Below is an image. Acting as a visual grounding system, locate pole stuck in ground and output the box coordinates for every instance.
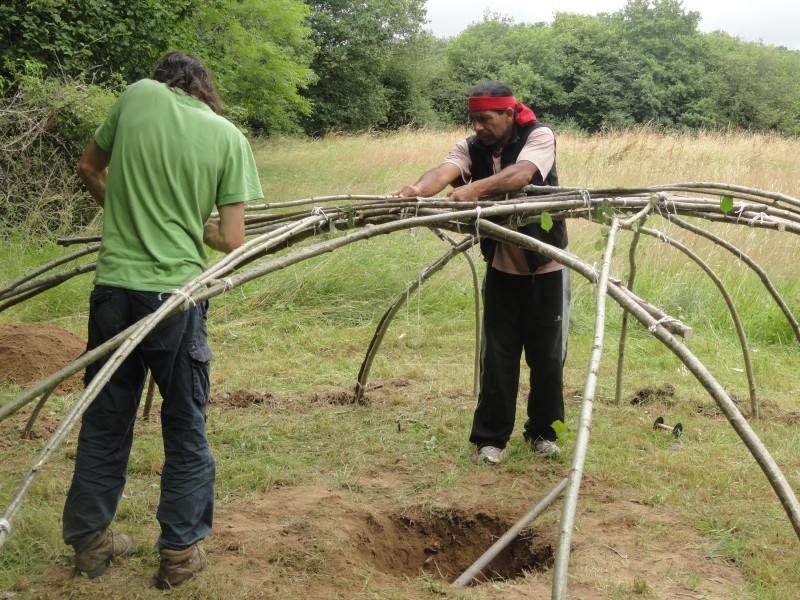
[451,477,569,588]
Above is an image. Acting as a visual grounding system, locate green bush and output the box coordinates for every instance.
[0,62,120,235]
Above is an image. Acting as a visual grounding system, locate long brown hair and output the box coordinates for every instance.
[152,52,222,115]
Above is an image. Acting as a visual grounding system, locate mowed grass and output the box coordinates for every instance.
[1,127,800,598]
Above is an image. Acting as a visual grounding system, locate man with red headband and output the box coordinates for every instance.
[391,80,569,465]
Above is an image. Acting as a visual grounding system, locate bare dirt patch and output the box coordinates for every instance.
[203,479,745,599]
[1,463,749,599]
[212,389,276,408]
[210,378,414,411]
[210,484,555,595]
[695,393,800,424]
[629,382,676,405]
[0,323,85,394]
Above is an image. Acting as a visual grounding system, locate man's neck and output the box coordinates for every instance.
[493,129,514,154]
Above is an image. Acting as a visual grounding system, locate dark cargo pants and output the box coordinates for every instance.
[63,285,215,552]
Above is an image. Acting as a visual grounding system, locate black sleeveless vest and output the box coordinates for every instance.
[467,120,567,271]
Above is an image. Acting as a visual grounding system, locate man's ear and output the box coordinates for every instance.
[504,107,515,121]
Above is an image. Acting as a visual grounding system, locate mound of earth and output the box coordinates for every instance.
[0,323,85,394]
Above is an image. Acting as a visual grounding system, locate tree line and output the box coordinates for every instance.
[2,0,800,136]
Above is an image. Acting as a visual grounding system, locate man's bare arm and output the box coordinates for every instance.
[77,140,111,208]
[389,163,462,198]
[448,160,537,202]
[203,202,246,253]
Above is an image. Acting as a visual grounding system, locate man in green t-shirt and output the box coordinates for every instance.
[62,52,263,588]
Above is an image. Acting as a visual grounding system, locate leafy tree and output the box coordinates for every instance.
[302,0,428,134]
[0,0,197,83]
[442,14,564,125]
[193,0,316,132]
[548,12,634,130]
[437,2,736,132]
[611,0,709,128]
[0,0,317,133]
[704,32,800,135]
[381,33,447,128]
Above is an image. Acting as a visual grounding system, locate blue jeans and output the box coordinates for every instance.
[63,285,215,552]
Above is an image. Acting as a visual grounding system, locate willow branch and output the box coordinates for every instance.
[611,282,693,339]
[669,215,800,343]
[635,225,759,420]
[553,217,619,600]
[21,387,55,439]
[452,477,569,588]
[615,228,641,406]
[142,375,157,420]
[606,197,662,406]
[0,263,97,312]
[431,229,482,402]
[0,244,98,299]
[354,235,476,402]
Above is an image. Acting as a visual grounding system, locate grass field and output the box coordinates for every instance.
[1,128,799,599]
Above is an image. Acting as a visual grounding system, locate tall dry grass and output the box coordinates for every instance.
[561,128,800,194]
[255,127,800,200]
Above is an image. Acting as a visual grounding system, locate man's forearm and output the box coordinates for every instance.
[449,161,536,202]
[390,163,461,198]
[79,170,107,208]
[411,168,451,197]
[204,203,246,253]
[77,140,111,208]
[471,165,533,196]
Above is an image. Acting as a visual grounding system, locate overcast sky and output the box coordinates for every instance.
[424,0,800,50]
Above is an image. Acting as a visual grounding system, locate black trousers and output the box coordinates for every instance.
[469,267,570,449]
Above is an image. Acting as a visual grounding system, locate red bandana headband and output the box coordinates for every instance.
[467,95,537,126]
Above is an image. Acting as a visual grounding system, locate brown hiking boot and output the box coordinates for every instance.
[74,528,131,578]
[156,543,207,589]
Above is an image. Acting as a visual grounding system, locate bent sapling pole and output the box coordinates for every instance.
[630,224,759,420]
[553,216,620,600]
[474,218,800,599]
[0,244,98,301]
[615,226,642,406]
[355,233,477,403]
[669,215,800,343]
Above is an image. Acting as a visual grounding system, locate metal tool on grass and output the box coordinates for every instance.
[653,416,683,437]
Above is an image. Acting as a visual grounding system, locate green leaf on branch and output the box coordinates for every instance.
[720,195,734,214]
[345,204,354,229]
[593,199,614,222]
[541,211,553,232]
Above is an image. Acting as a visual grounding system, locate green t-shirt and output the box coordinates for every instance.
[94,78,263,291]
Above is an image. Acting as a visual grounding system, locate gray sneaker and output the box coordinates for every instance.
[74,528,131,578]
[476,445,507,465]
[156,543,207,589]
[532,438,561,456]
